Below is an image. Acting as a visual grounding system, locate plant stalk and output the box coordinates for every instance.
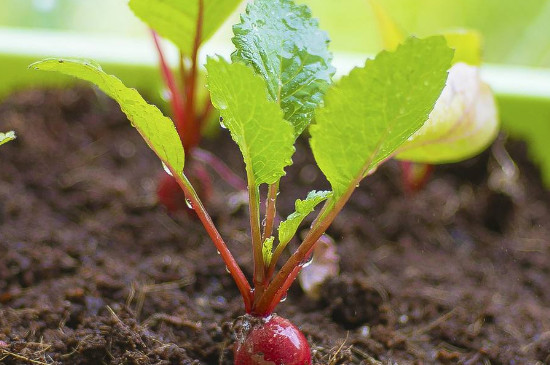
[192,148,246,191]
[248,177,266,300]
[182,0,204,152]
[261,181,279,242]
[170,168,253,312]
[254,187,354,315]
[151,31,186,142]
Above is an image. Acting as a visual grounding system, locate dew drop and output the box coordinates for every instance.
[220,119,227,129]
[225,266,231,274]
[280,293,288,303]
[162,162,173,176]
[185,198,193,209]
[299,255,313,268]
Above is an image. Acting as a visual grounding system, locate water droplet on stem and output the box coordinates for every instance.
[162,162,173,176]
[185,198,193,209]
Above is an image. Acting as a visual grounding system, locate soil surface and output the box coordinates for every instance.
[1,88,549,365]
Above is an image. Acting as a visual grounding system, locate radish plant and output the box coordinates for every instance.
[31,0,454,362]
[129,0,245,213]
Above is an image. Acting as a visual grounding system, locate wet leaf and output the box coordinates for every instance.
[206,57,295,186]
[310,36,453,197]
[232,0,335,137]
[278,190,331,246]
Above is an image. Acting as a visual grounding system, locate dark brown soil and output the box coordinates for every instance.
[1,88,549,365]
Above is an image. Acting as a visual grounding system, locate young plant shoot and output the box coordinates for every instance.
[129,0,245,213]
[30,0,454,363]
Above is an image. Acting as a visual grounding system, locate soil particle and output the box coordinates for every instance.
[1,88,550,364]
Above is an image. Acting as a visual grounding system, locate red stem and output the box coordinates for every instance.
[254,185,356,315]
[401,161,434,194]
[151,31,186,141]
[182,0,204,152]
[192,148,247,191]
[261,182,279,243]
[170,170,253,312]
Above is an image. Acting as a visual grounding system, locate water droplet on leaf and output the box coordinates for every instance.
[162,162,173,176]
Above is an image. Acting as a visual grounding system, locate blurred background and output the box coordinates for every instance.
[1,0,550,182]
[2,0,550,65]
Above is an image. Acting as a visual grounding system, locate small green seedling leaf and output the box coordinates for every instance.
[206,57,294,186]
[278,190,332,247]
[30,59,184,174]
[310,36,453,197]
[396,63,499,163]
[0,131,16,146]
[232,0,335,137]
[129,0,241,56]
[262,236,275,266]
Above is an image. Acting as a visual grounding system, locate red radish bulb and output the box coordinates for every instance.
[234,315,311,365]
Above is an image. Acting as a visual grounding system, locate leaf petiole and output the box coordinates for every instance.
[262,181,279,243]
[170,167,254,312]
[182,0,204,151]
[151,30,186,142]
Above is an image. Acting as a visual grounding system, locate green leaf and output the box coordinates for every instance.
[278,190,332,246]
[396,63,499,163]
[444,30,482,66]
[205,57,294,186]
[232,0,335,137]
[0,131,16,146]
[30,59,184,174]
[310,36,453,197]
[262,236,274,266]
[129,0,241,56]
